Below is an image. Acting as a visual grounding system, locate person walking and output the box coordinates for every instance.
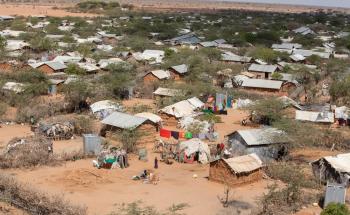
[154,157,158,169]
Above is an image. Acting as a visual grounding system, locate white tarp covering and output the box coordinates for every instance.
[160,97,204,118]
[323,153,350,173]
[90,100,123,119]
[179,138,211,164]
[90,100,122,113]
[135,112,162,124]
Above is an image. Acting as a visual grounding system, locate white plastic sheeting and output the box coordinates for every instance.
[179,138,211,164]
[160,97,204,118]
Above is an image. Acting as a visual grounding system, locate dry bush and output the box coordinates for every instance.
[265,162,320,189]
[0,174,87,215]
[16,99,66,123]
[72,116,95,135]
[0,136,87,169]
[0,136,57,169]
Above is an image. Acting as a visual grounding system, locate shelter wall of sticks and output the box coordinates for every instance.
[209,159,263,187]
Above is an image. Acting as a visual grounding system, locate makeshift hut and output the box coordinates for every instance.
[247,64,278,79]
[241,79,283,93]
[101,112,158,143]
[209,153,263,187]
[178,138,210,164]
[311,153,350,186]
[226,128,289,161]
[168,64,188,80]
[29,61,67,74]
[159,97,204,126]
[153,87,181,99]
[143,70,170,85]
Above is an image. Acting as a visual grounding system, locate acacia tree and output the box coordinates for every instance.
[62,80,92,112]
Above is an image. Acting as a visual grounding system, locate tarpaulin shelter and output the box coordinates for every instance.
[179,138,210,164]
[90,100,123,119]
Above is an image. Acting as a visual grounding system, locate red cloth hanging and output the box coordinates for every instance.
[184,153,195,164]
[160,128,171,138]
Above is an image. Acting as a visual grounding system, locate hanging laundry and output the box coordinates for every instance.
[179,132,185,139]
[185,132,193,139]
[171,131,179,139]
[198,133,206,140]
[160,128,171,138]
[227,96,233,108]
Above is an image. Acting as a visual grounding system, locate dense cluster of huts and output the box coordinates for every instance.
[0,12,349,209]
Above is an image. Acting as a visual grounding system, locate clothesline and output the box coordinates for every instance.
[160,128,193,140]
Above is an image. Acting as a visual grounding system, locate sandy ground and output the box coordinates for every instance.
[0,98,346,214]
[4,156,273,215]
[0,124,33,151]
[0,4,97,17]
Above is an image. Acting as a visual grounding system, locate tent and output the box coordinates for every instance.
[179,138,210,164]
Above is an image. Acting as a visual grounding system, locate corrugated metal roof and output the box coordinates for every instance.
[199,41,217,47]
[324,183,346,207]
[242,79,283,90]
[167,33,201,45]
[248,64,278,73]
[293,26,314,35]
[222,153,263,173]
[292,49,331,59]
[153,87,180,97]
[233,128,287,146]
[53,56,82,64]
[295,110,334,123]
[214,39,226,44]
[101,112,147,129]
[150,70,170,79]
[77,63,99,72]
[221,52,252,63]
[30,61,67,70]
[171,64,188,74]
[272,43,302,50]
[135,112,162,123]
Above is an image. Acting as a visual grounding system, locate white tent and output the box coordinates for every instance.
[179,138,210,164]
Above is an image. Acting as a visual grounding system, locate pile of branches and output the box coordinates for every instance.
[0,136,56,169]
[0,173,87,215]
[38,122,74,140]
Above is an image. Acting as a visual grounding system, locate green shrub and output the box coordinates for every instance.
[321,203,350,215]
